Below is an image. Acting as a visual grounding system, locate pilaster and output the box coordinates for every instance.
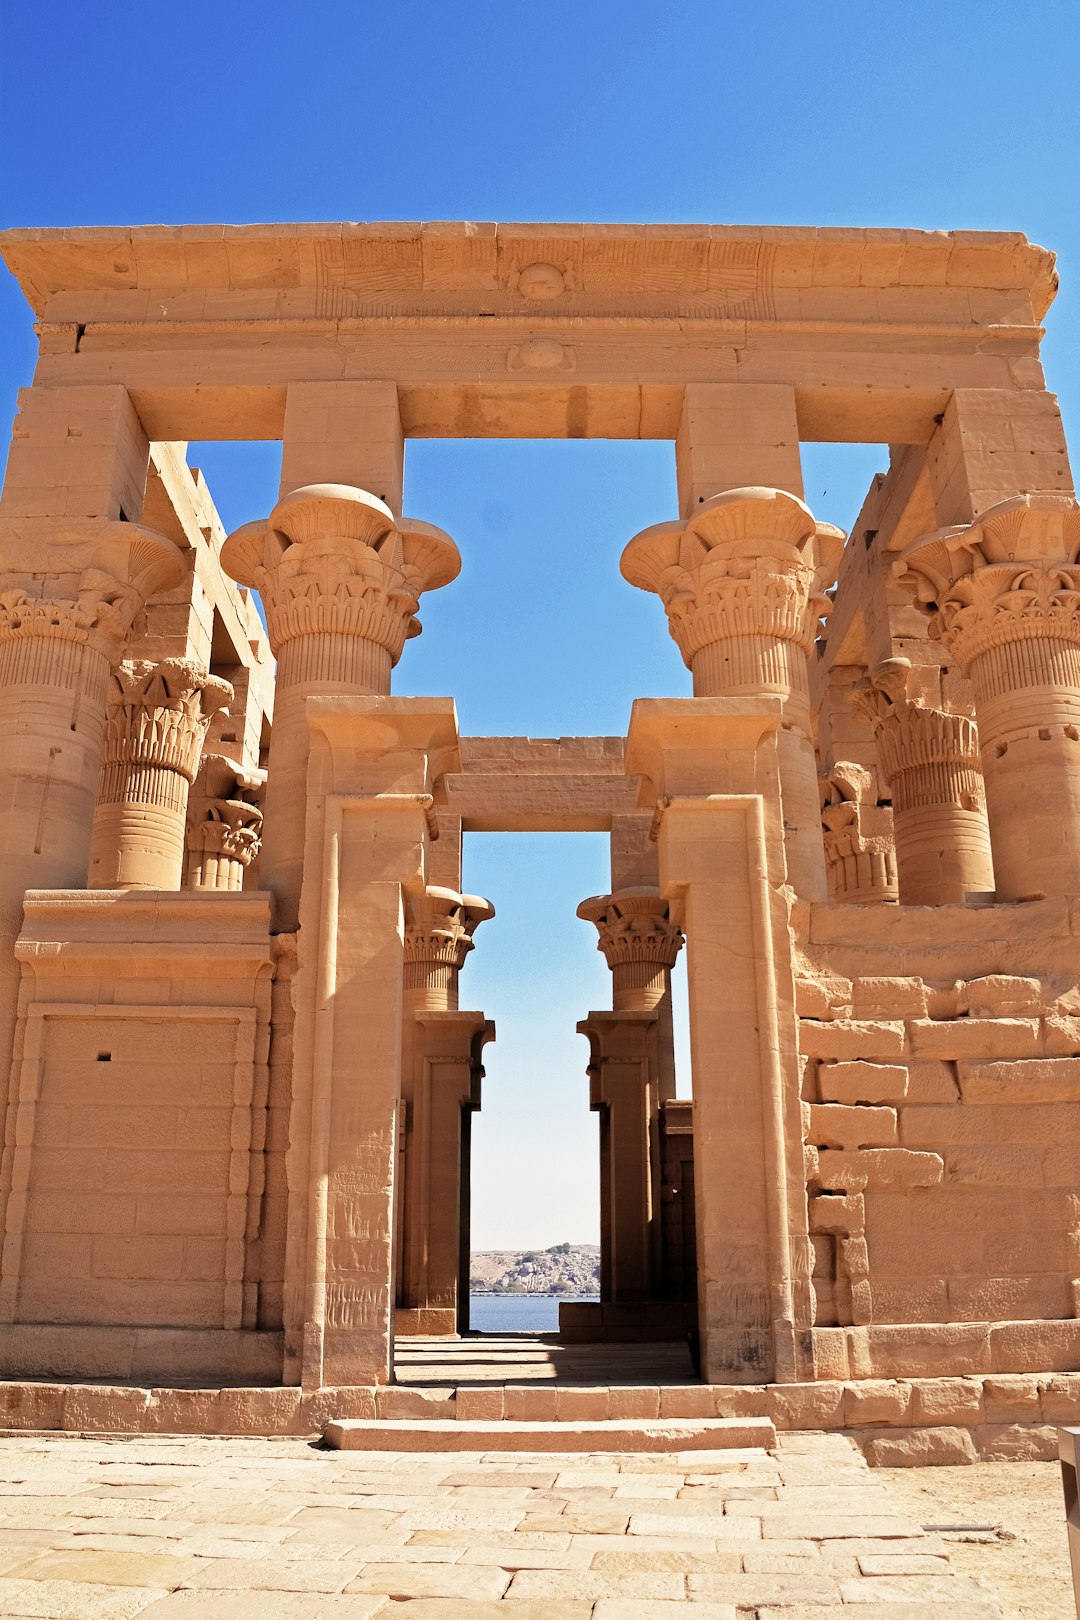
[625,698,813,1384]
[283,696,460,1388]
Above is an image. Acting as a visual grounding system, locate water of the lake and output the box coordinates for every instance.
[468,1295,598,1333]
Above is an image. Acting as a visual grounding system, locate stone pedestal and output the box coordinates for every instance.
[626,698,813,1385]
[221,484,459,929]
[186,754,265,892]
[896,495,1080,900]
[89,659,232,890]
[855,659,994,905]
[397,885,494,1336]
[622,488,844,900]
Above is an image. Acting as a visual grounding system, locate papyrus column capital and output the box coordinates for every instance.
[819,764,898,904]
[403,885,495,1011]
[577,888,684,1011]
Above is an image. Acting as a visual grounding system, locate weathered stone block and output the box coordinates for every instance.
[862,1425,978,1466]
[800,1020,907,1061]
[818,1060,908,1104]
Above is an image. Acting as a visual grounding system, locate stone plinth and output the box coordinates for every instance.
[895,494,1080,900]
[221,484,459,929]
[89,659,232,890]
[622,488,844,899]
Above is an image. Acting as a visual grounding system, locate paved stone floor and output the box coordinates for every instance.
[0,1428,1008,1616]
[395,1333,697,1386]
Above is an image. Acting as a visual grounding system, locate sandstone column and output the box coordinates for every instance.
[622,488,843,899]
[186,754,266,892]
[397,886,495,1334]
[854,658,995,905]
[0,526,186,889]
[88,659,232,890]
[221,485,460,929]
[577,890,683,1308]
[895,494,1080,900]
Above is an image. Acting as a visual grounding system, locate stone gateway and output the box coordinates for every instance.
[0,220,1078,1457]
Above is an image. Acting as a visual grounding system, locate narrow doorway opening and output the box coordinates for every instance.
[462,830,609,1335]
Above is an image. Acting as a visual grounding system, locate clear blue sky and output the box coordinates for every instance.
[1,0,1078,1248]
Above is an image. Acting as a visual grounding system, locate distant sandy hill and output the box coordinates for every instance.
[470,1243,600,1296]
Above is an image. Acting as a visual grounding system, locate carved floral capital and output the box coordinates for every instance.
[187,754,266,876]
[894,495,1080,670]
[0,523,186,668]
[854,659,984,810]
[576,889,684,975]
[221,484,460,666]
[621,487,845,670]
[101,659,233,794]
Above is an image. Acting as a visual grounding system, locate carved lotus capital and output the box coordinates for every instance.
[894,495,1080,670]
[403,885,496,974]
[187,754,266,867]
[221,484,460,665]
[102,659,234,787]
[0,521,186,666]
[854,658,982,794]
[576,888,684,974]
[621,487,844,668]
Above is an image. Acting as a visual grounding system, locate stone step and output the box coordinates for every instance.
[323,1415,776,1452]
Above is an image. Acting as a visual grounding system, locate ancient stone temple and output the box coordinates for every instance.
[0,220,1078,1455]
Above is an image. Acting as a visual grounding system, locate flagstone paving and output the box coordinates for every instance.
[0,1428,1007,1616]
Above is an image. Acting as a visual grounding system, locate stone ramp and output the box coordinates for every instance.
[0,1428,1008,1615]
[324,1416,775,1452]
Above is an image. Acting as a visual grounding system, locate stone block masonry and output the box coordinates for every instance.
[0,219,1078,1450]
